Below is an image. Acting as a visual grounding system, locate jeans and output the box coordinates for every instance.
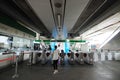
[53,60,58,70]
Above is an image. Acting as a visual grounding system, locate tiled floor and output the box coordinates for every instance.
[0,60,120,80]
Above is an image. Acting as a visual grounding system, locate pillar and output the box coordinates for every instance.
[36,33,40,40]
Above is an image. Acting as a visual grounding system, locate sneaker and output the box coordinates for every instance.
[53,70,58,74]
[53,71,57,74]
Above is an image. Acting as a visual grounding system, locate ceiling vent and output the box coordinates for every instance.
[54,3,62,8]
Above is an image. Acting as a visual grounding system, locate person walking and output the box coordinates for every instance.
[52,45,60,74]
[60,50,65,65]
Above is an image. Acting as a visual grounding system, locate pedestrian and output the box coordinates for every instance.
[60,50,65,65]
[52,45,60,74]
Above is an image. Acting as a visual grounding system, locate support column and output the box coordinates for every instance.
[36,33,40,40]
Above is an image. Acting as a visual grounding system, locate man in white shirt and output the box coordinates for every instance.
[52,45,60,74]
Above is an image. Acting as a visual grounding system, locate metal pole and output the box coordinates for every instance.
[12,56,19,78]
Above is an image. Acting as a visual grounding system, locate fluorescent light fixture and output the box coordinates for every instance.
[33,41,40,43]
[57,14,61,27]
[66,39,69,42]
[51,38,55,40]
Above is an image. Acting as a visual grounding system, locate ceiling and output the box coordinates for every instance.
[27,0,55,32]
[80,12,120,49]
[64,0,90,32]
[0,0,119,38]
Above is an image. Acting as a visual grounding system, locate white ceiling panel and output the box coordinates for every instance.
[27,0,55,32]
[64,0,90,32]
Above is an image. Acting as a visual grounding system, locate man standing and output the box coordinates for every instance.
[52,45,60,74]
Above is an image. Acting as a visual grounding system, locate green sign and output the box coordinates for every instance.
[34,40,86,43]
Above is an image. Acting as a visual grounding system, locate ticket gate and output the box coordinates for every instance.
[41,50,51,65]
[41,50,47,65]
[67,52,75,65]
[75,53,79,63]
[28,51,42,65]
[83,52,94,65]
[88,52,94,64]
[60,53,65,65]
[79,53,84,64]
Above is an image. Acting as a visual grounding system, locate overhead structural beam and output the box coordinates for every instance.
[0,12,36,37]
[75,0,108,33]
[0,0,40,33]
[0,0,51,38]
[13,0,50,34]
[50,0,66,29]
[50,0,66,39]
[78,0,120,35]
[86,21,120,37]
[70,0,118,36]
[99,24,120,49]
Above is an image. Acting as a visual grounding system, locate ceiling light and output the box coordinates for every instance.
[57,14,61,28]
